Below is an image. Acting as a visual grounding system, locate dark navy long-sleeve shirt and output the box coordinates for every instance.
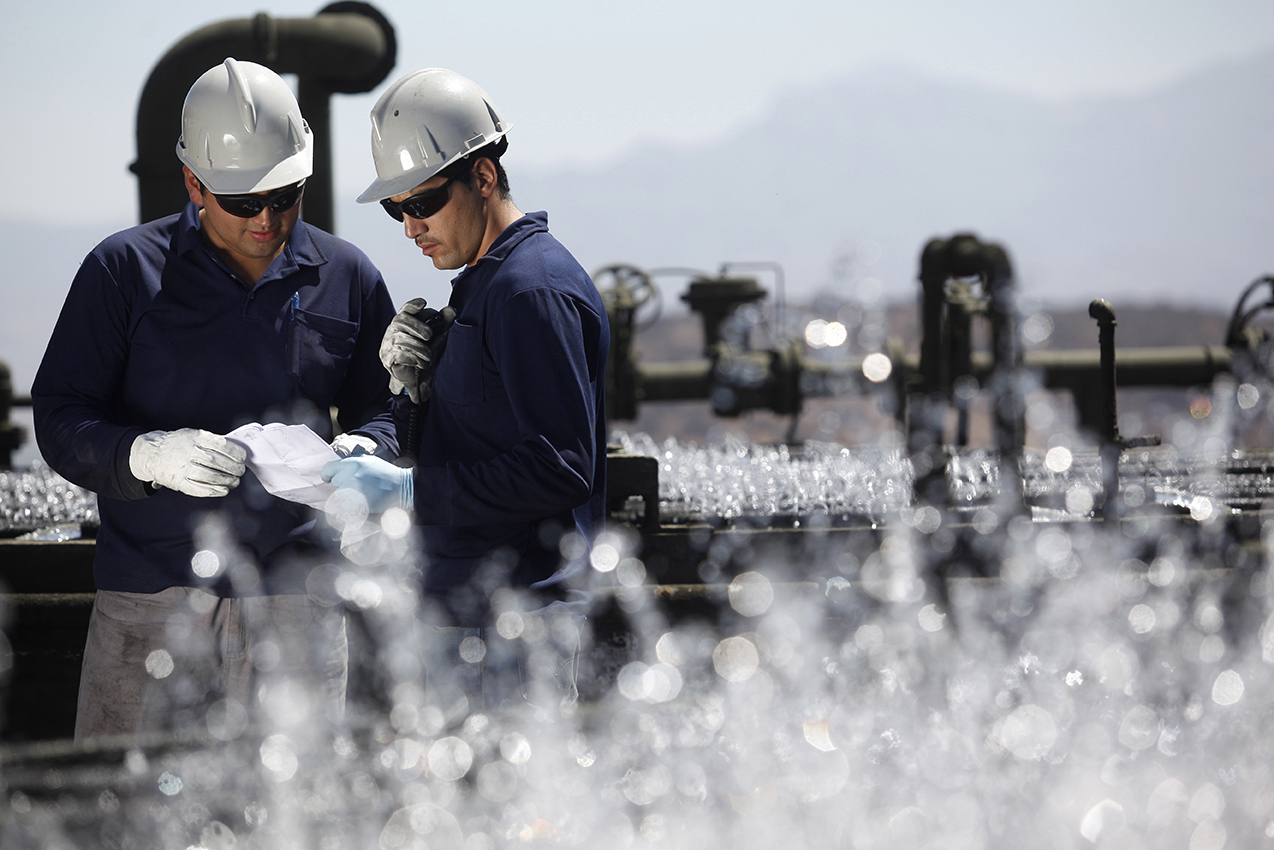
[32,203,398,595]
[401,211,608,624]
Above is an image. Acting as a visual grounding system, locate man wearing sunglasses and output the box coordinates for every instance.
[31,59,398,739]
[322,68,609,711]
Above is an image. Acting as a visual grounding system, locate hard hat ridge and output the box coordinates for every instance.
[226,58,258,132]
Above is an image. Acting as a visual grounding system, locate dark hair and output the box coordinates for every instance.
[447,136,511,199]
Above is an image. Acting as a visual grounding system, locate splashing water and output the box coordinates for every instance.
[611,430,913,525]
[0,438,1264,535]
[0,460,98,536]
[4,429,1274,848]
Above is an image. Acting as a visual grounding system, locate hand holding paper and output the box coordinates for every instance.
[226,423,340,508]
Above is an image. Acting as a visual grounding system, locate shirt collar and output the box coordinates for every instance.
[174,202,205,256]
[452,211,549,284]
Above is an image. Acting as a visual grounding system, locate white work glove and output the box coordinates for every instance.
[128,429,247,498]
[321,456,414,513]
[379,298,456,404]
[330,433,379,458]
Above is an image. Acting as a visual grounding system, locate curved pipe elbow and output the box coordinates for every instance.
[133,5,397,227]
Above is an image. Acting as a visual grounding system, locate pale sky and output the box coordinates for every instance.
[5,0,1274,228]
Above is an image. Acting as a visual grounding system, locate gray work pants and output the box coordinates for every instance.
[74,587,348,741]
[417,614,581,722]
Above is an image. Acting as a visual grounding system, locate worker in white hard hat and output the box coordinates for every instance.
[321,68,610,711]
[32,58,399,739]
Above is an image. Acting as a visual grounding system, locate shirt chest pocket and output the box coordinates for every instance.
[433,320,485,408]
[289,308,358,401]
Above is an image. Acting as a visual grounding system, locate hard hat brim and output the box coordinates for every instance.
[180,143,314,195]
[355,130,510,204]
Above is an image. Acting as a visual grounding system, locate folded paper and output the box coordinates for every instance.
[226,422,339,509]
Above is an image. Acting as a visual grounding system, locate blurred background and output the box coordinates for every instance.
[7,11,1274,834]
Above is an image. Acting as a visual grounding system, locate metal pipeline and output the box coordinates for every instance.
[1088,299,1119,443]
[131,2,397,232]
[597,247,1252,503]
[1088,299,1123,519]
[0,362,26,469]
[602,268,877,422]
[1027,345,1233,433]
[887,345,1233,427]
[902,234,1025,506]
[912,233,1022,457]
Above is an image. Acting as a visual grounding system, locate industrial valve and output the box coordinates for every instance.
[595,264,884,429]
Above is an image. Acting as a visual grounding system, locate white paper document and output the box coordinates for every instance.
[226,422,339,509]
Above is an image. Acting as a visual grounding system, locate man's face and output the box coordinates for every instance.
[389,169,485,270]
[184,168,301,272]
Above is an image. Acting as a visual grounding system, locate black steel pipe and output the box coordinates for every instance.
[625,356,873,408]
[131,3,396,232]
[897,345,1234,437]
[1087,299,1122,518]
[1088,299,1119,443]
[1026,345,1233,386]
[0,361,26,469]
[909,234,1023,508]
[917,234,1017,396]
[597,340,1233,437]
[909,346,1235,389]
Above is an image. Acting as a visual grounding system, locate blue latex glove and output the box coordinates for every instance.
[321,456,414,513]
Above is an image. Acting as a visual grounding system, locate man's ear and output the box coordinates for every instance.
[182,166,205,207]
[471,157,498,199]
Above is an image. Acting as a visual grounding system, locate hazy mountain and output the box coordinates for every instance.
[516,51,1274,310]
[4,51,1273,400]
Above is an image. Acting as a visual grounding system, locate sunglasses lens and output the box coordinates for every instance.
[401,190,449,220]
[380,198,405,222]
[381,177,455,222]
[219,197,263,217]
[270,184,303,213]
[214,183,304,218]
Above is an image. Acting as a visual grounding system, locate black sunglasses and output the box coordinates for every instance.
[380,174,460,222]
[212,181,306,218]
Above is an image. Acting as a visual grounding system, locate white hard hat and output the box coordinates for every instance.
[357,68,511,204]
[176,58,314,194]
